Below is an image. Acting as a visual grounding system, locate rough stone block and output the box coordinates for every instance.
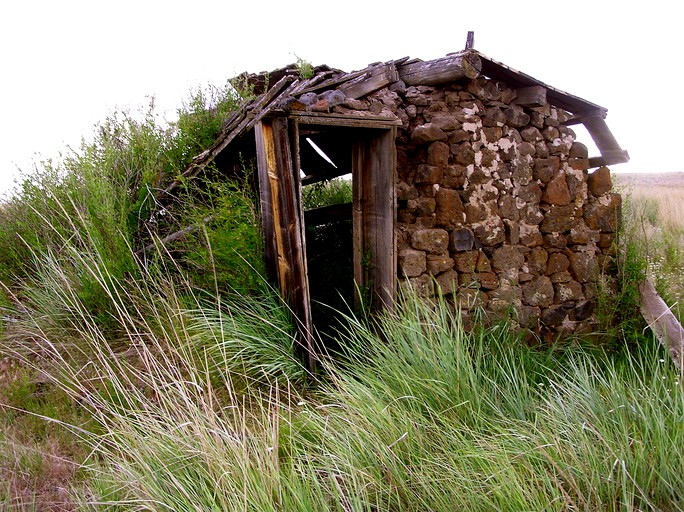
[435,269,459,295]
[415,164,443,184]
[399,249,427,277]
[546,253,570,274]
[522,276,555,307]
[555,280,584,302]
[411,123,447,143]
[492,245,525,271]
[454,251,479,273]
[427,253,454,275]
[450,228,476,252]
[411,229,449,254]
[540,205,576,233]
[587,166,612,197]
[427,141,450,166]
[542,173,571,205]
[435,188,465,228]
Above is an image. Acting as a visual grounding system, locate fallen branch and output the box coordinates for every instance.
[136,215,214,257]
[639,279,684,372]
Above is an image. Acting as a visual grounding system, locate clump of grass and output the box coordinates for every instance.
[9,273,683,510]
[618,183,684,323]
[302,178,352,210]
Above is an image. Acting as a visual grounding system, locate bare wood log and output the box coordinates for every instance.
[398,52,481,86]
[563,108,607,126]
[255,117,315,371]
[292,111,401,129]
[339,63,399,99]
[515,85,547,107]
[295,69,369,96]
[639,279,684,372]
[582,114,630,166]
[136,215,214,257]
[588,150,630,168]
[465,31,475,50]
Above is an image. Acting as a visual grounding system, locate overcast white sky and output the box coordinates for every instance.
[0,0,680,196]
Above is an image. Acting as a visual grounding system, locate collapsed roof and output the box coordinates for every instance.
[166,48,627,193]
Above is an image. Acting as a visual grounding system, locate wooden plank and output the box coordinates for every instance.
[294,69,369,96]
[588,150,631,168]
[583,114,626,153]
[398,52,481,86]
[292,111,402,128]
[515,85,547,107]
[582,114,630,167]
[339,63,399,99]
[352,127,397,311]
[639,279,684,372]
[255,117,315,371]
[563,108,607,126]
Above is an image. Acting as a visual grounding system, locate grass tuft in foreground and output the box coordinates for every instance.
[6,275,682,510]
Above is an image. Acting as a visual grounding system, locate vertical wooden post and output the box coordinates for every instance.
[352,127,397,312]
[255,117,315,372]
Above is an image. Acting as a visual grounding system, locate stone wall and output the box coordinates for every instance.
[377,78,618,338]
[318,74,620,339]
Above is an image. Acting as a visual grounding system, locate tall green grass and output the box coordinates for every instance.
[2,84,682,510]
[7,264,682,510]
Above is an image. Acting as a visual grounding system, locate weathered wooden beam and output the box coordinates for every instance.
[339,63,399,99]
[135,215,214,257]
[639,279,684,372]
[255,117,315,371]
[580,113,630,168]
[352,127,397,311]
[515,85,547,107]
[588,150,631,168]
[292,111,401,128]
[398,52,481,86]
[563,108,607,126]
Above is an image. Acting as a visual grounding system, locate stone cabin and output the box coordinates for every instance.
[172,47,628,367]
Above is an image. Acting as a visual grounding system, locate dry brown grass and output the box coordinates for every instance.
[616,172,684,232]
[0,358,87,511]
[616,172,684,320]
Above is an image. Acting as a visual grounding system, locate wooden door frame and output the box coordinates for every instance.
[255,113,398,370]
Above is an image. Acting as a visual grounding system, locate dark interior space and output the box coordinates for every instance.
[299,126,355,342]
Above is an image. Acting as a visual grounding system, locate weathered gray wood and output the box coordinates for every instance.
[294,69,369,96]
[588,150,631,168]
[515,85,547,107]
[563,108,607,126]
[581,113,630,167]
[398,52,481,86]
[352,127,397,311]
[255,117,315,370]
[639,279,684,372]
[339,63,399,99]
[581,114,626,155]
[292,111,402,128]
[465,31,475,50]
[136,215,214,257]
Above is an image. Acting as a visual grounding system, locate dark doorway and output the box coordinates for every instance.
[255,114,397,367]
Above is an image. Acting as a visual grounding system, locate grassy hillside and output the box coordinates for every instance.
[0,91,682,510]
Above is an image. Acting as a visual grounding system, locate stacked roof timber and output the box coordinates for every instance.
[164,48,627,196]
